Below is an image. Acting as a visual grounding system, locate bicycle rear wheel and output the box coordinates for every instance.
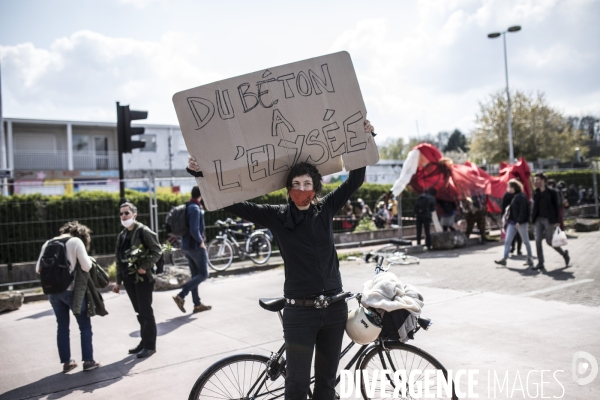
[247,233,272,265]
[207,238,234,271]
[358,342,456,399]
[189,354,286,400]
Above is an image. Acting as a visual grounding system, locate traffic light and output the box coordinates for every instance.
[117,102,148,153]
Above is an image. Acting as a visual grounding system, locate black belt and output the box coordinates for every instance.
[285,292,350,309]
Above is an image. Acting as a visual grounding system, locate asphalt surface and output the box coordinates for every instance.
[1,231,599,399]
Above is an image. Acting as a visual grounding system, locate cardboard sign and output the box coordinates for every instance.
[172,51,379,211]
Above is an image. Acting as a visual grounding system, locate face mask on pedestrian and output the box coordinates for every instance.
[119,209,136,228]
[289,189,315,207]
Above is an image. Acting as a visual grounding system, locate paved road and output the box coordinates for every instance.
[1,231,599,399]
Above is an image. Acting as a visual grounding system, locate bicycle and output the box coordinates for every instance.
[165,235,188,267]
[364,239,421,266]
[206,218,272,271]
[189,254,457,399]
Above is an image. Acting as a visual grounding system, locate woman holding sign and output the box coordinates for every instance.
[187,120,374,400]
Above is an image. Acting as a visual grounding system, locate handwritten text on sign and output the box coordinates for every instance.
[172,51,378,210]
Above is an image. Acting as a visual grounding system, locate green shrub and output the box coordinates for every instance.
[354,218,377,232]
[545,170,594,188]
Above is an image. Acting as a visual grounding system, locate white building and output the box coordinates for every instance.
[0,117,192,195]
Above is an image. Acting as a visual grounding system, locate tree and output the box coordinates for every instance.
[378,137,406,160]
[567,115,600,139]
[470,90,588,163]
[444,129,469,152]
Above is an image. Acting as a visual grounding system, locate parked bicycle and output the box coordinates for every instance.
[165,235,187,267]
[189,254,457,399]
[364,239,420,265]
[206,218,272,271]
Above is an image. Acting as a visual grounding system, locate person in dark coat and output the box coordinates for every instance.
[112,202,163,359]
[495,180,534,266]
[501,187,522,255]
[414,188,437,249]
[531,173,570,270]
[187,119,375,400]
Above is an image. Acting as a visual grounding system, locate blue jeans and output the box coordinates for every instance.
[178,247,209,307]
[503,222,533,260]
[48,290,93,363]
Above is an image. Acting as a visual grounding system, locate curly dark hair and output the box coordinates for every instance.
[59,221,92,251]
[285,162,323,204]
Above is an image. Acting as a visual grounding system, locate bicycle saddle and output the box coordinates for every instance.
[259,297,286,312]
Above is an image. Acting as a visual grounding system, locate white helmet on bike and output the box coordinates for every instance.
[346,306,382,345]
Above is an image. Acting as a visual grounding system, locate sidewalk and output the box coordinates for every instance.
[1,232,598,399]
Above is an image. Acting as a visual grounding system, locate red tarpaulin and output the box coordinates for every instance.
[407,143,532,213]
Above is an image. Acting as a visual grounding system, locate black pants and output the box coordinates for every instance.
[416,217,432,248]
[283,300,347,400]
[123,275,156,350]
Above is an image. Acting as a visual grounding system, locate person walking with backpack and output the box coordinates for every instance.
[414,188,436,250]
[36,221,101,373]
[172,186,212,314]
[531,173,570,271]
[112,202,163,358]
[495,179,534,267]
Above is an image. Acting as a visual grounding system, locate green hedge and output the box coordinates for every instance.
[545,170,595,189]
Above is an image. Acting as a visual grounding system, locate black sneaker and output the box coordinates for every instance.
[129,342,144,354]
[83,360,101,371]
[564,250,570,267]
[63,360,77,373]
[532,264,545,271]
[494,259,507,266]
[137,349,156,359]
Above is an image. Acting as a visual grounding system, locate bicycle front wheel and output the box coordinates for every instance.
[207,238,234,271]
[189,354,286,400]
[358,342,456,399]
[247,234,272,265]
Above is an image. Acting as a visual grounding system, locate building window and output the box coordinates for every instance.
[137,134,157,153]
[73,135,90,152]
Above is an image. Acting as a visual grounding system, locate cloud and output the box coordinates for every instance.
[328,0,600,143]
[0,30,230,123]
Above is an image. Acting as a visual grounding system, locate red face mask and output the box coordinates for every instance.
[289,189,315,207]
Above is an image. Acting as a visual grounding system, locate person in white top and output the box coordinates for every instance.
[36,221,100,373]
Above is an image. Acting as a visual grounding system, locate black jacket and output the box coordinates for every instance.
[501,192,514,215]
[532,188,559,225]
[224,167,365,298]
[508,192,530,224]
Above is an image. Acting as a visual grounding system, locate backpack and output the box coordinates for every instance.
[414,195,431,218]
[165,203,190,237]
[39,237,74,294]
[139,228,165,275]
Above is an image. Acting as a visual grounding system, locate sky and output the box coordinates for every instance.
[1,0,599,146]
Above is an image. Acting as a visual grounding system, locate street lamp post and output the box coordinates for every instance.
[488,25,521,163]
